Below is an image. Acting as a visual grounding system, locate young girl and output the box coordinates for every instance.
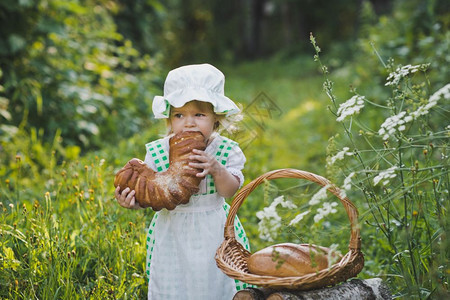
[115,64,250,299]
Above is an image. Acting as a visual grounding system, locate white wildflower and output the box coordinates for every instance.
[378,111,412,140]
[313,202,338,223]
[336,95,365,122]
[385,63,430,86]
[410,83,450,119]
[309,185,330,206]
[377,84,450,140]
[340,172,355,198]
[373,166,397,186]
[256,205,280,221]
[329,147,353,165]
[289,210,310,226]
[256,205,281,242]
[327,243,342,267]
[314,213,323,223]
[257,219,281,241]
[342,172,355,190]
[256,195,296,241]
[272,195,297,209]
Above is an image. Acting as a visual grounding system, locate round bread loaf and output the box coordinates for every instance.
[114,131,206,211]
[247,243,337,277]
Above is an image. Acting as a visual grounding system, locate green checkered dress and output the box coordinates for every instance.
[144,134,251,299]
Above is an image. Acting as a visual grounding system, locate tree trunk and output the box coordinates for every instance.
[243,0,264,58]
[234,278,391,300]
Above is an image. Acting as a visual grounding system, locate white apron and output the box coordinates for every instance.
[144,134,250,300]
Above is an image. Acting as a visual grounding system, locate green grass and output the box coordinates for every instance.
[1,151,149,298]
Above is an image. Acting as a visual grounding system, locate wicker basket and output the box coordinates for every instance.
[215,168,364,290]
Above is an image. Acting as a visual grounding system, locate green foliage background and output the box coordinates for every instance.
[0,0,448,298]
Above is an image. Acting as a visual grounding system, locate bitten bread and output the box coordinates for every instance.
[247,243,338,277]
[114,131,206,211]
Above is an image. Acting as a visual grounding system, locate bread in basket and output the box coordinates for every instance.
[215,168,364,290]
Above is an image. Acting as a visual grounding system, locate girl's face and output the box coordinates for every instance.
[170,101,217,141]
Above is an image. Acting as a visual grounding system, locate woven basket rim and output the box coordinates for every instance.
[215,168,364,289]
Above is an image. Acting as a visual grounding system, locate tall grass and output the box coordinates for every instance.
[0,132,149,299]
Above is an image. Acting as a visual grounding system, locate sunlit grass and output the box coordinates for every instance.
[1,147,149,298]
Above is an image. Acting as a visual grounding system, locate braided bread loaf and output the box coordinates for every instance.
[114,131,206,211]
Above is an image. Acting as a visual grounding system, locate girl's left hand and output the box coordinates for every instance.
[189,149,224,178]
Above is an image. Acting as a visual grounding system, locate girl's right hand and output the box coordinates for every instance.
[115,186,142,209]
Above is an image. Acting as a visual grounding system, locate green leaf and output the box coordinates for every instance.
[8,34,26,53]
[2,246,21,271]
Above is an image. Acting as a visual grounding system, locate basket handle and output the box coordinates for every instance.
[225,168,361,251]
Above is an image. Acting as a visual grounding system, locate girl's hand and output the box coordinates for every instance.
[189,149,223,178]
[189,149,240,198]
[115,186,142,209]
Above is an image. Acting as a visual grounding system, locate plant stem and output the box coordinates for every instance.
[397,139,420,295]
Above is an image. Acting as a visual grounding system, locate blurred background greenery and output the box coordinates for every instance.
[1,0,449,298]
[1,0,448,153]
